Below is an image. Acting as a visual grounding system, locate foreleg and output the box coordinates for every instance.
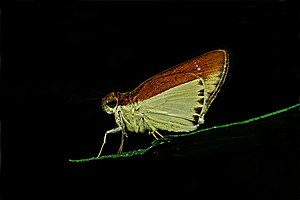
[97,126,122,158]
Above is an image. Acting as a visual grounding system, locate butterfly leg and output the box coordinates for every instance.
[117,129,128,153]
[114,110,128,154]
[97,126,122,158]
[149,130,164,140]
[155,130,164,138]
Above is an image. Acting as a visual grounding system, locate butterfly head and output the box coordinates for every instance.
[101,92,119,114]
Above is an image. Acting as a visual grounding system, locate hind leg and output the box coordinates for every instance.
[149,130,164,140]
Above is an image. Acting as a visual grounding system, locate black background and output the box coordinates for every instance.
[1,1,300,200]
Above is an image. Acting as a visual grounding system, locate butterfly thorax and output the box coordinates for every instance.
[116,101,150,133]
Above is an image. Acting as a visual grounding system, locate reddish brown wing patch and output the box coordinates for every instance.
[133,73,200,102]
[129,49,228,103]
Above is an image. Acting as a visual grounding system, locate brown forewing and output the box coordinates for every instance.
[120,49,228,105]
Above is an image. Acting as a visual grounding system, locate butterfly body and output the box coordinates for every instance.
[98,49,229,157]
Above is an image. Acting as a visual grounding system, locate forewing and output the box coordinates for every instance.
[131,49,228,113]
[151,49,228,78]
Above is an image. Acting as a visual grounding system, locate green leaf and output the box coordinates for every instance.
[69,103,300,162]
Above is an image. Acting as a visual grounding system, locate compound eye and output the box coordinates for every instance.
[106,98,117,108]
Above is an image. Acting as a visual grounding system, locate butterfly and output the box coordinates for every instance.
[98,49,229,157]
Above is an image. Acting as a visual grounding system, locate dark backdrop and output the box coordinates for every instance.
[1,2,300,200]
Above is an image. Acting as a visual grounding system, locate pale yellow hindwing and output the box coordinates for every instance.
[138,78,205,132]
